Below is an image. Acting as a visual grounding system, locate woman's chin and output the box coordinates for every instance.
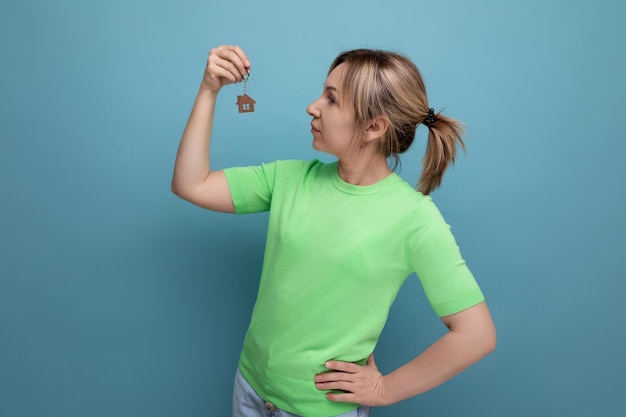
[311,139,323,151]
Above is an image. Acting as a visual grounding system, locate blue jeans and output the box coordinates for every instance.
[232,368,372,417]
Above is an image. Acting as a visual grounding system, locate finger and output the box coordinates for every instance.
[208,59,240,84]
[325,391,356,403]
[315,379,353,392]
[212,45,250,78]
[366,353,376,367]
[226,45,251,73]
[325,360,361,373]
[208,51,244,83]
[315,371,353,384]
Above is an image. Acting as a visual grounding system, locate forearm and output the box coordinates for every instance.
[381,306,496,405]
[171,86,218,194]
[381,332,485,404]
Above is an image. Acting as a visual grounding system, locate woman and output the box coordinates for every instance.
[172,45,496,417]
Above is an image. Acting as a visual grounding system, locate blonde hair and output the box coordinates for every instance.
[329,49,465,195]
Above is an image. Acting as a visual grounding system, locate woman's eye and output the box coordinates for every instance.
[327,95,336,105]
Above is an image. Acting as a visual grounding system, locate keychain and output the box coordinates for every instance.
[236,71,256,113]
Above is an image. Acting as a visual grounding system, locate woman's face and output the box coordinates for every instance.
[306,64,359,157]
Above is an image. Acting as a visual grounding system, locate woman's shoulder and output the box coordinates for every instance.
[271,158,335,176]
[385,179,449,222]
[266,158,322,168]
[261,158,331,186]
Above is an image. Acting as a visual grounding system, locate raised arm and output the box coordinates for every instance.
[171,45,251,212]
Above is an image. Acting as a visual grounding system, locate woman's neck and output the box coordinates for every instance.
[336,153,392,186]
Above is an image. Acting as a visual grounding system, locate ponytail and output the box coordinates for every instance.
[418,111,465,195]
[326,49,466,195]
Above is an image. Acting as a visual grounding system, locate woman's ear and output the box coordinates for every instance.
[364,116,389,143]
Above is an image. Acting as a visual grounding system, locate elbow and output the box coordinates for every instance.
[473,302,497,358]
[171,181,182,197]
[480,322,497,358]
[446,302,496,360]
[466,317,497,361]
[462,326,495,366]
[171,180,191,201]
[484,329,497,357]
[171,181,182,198]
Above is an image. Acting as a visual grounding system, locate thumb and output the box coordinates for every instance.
[366,353,377,368]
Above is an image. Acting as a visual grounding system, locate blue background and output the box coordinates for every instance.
[1,0,625,416]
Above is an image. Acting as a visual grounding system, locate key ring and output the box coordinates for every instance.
[237,70,255,113]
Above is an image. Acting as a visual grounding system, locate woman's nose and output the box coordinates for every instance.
[306,97,321,117]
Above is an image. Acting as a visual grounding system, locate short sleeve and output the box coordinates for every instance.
[409,198,485,317]
[223,160,308,214]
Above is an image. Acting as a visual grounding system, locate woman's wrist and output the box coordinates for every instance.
[198,83,221,97]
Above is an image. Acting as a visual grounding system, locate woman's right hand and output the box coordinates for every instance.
[202,45,251,93]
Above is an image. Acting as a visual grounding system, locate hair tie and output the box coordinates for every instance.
[423,108,435,127]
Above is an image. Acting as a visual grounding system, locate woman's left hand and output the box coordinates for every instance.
[314,353,387,406]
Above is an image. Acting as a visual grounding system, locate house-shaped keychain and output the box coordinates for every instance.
[236,94,256,113]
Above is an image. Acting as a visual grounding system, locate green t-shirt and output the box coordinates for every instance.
[223,159,484,417]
